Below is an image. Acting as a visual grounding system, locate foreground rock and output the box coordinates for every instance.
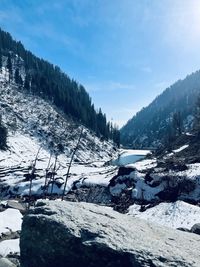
[20,201,200,267]
[0,258,17,267]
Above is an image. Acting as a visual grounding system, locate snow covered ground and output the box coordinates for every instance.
[1,132,200,205]
[0,239,20,257]
[0,207,22,258]
[127,158,157,171]
[0,133,118,197]
[0,208,22,237]
[0,130,153,198]
[0,141,199,258]
[128,201,200,230]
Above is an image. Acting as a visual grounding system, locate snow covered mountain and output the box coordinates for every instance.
[120,71,200,148]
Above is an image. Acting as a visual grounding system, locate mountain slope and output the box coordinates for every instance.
[0,69,118,197]
[0,76,115,161]
[121,71,200,148]
[0,27,120,145]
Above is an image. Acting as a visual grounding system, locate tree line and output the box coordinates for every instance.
[0,28,120,147]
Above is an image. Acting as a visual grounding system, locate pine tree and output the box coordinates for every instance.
[193,96,200,135]
[0,50,2,70]
[113,125,120,148]
[172,111,182,136]
[6,54,12,81]
[14,68,23,85]
[0,115,7,150]
[165,125,174,150]
[24,74,30,91]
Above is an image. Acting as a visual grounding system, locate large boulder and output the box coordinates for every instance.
[0,258,17,267]
[20,200,200,267]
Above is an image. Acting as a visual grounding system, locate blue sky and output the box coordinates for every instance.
[1,0,200,127]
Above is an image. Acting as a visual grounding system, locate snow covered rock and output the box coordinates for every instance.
[109,167,164,201]
[108,160,200,205]
[20,200,200,267]
[6,200,26,212]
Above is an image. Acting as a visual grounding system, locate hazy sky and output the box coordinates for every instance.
[1,0,200,127]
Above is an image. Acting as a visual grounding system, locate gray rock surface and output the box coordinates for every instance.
[6,200,26,213]
[20,200,200,267]
[191,223,200,235]
[0,258,17,267]
[66,185,112,205]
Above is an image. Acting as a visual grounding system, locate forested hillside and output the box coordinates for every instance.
[0,28,120,146]
[121,71,200,148]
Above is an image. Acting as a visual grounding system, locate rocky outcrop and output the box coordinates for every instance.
[66,185,112,205]
[20,200,200,267]
[108,164,199,208]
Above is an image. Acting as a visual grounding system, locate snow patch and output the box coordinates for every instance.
[0,209,22,236]
[0,239,20,257]
[173,145,189,153]
[128,201,200,229]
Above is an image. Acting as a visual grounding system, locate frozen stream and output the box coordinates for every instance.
[112,149,151,166]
